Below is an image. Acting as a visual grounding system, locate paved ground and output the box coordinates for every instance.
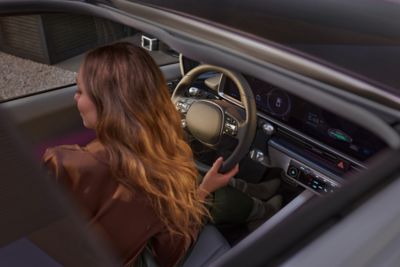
[0,52,76,101]
[0,35,178,101]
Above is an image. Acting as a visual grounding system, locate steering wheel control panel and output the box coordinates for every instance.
[286,160,340,195]
[176,98,193,113]
[223,114,238,136]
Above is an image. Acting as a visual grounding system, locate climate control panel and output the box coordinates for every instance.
[286,160,340,194]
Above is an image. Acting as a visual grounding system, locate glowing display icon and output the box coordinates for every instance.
[275,97,282,107]
[328,128,353,143]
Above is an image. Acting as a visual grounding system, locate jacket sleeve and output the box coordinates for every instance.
[43,147,72,188]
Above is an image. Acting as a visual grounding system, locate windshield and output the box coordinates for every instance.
[132,0,400,96]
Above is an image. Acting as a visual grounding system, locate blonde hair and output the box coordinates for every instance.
[81,42,208,244]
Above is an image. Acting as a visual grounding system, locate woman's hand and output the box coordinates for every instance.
[198,157,239,200]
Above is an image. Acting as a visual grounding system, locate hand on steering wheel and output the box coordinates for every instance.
[199,157,239,195]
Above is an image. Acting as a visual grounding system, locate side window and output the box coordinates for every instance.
[0,13,178,101]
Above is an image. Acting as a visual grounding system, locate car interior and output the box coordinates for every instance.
[0,5,400,267]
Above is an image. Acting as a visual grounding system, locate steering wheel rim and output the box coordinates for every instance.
[172,64,257,173]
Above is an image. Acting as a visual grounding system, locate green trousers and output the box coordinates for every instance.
[209,185,254,224]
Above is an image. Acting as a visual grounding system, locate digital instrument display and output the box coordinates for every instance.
[222,76,386,161]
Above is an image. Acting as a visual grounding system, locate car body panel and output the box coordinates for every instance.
[281,172,400,267]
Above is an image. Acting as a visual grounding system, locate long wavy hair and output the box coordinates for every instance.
[80,42,208,244]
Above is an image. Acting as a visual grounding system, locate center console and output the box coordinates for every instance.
[287,160,339,195]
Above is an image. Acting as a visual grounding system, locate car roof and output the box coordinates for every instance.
[1,0,399,110]
[106,0,400,97]
[118,0,400,42]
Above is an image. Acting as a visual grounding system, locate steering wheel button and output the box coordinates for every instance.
[224,123,237,135]
[176,102,191,113]
[181,119,187,128]
[188,87,201,96]
[182,103,189,111]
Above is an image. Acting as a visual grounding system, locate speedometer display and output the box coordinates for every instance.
[222,75,386,161]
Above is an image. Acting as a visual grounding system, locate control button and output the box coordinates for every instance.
[312,180,320,185]
[176,101,191,113]
[328,182,338,188]
[223,116,238,136]
[188,87,201,96]
[336,159,349,171]
[225,123,237,132]
[223,123,238,135]
[181,119,187,128]
[262,122,275,136]
[225,115,237,125]
[250,149,266,164]
[289,160,338,194]
[287,166,300,179]
[254,151,265,162]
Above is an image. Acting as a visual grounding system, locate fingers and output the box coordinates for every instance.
[213,157,224,167]
[211,157,224,173]
[211,157,239,178]
[224,164,239,178]
[201,158,240,194]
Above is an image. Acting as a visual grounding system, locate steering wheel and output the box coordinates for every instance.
[172,64,257,173]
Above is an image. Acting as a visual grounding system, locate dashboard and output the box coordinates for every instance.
[221,75,387,163]
[216,75,389,194]
[178,56,388,195]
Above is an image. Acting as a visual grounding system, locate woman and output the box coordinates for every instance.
[44,42,281,267]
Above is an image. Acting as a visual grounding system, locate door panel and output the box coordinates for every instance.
[0,64,181,159]
[1,86,92,158]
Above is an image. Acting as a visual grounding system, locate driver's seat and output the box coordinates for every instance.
[143,225,230,267]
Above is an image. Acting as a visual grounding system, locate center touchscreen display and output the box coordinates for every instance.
[222,76,386,161]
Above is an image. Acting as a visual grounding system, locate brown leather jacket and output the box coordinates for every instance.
[43,139,192,267]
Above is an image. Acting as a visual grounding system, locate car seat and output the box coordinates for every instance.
[143,224,230,267]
